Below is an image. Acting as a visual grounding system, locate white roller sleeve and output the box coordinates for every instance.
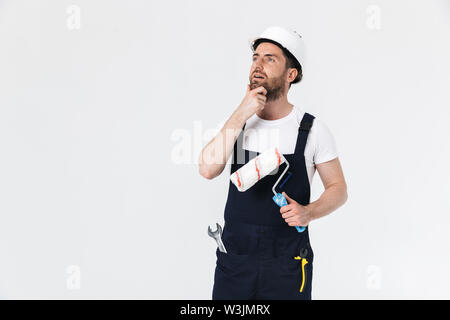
[230,147,285,192]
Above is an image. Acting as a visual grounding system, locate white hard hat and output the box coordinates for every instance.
[248,26,306,70]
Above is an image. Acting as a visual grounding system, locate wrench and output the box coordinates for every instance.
[207,223,227,253]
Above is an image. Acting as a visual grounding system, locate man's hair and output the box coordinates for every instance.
[252,38,303,88]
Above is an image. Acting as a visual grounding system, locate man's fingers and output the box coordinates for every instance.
[282,212,295,219]
[252,86,267,96]
[280,205,292,214]
[285,217,299,223]
[282,192,296,204]
[256,96,266,104]
[287,220,307,227]
[257,93,267,100]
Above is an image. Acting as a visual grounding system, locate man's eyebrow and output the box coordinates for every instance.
[252,53,279,58]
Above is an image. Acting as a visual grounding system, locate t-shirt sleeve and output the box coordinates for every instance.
[313,118,339,165]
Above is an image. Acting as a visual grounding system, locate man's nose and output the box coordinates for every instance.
[253,64,263,74]
[255,59,264,69]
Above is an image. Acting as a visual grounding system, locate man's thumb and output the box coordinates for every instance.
[282,192,294,203]
[247,84,251,92]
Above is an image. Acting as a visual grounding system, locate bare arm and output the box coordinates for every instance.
[198,111,246,180]
[308,157,348,221]
[198,85,267,180]
[279,157,347,227]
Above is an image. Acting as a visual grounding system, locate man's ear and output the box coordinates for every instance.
[288,68,298,82]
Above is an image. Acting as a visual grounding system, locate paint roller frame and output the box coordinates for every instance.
[271,154,289,196]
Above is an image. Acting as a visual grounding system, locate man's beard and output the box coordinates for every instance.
[249,71,287,102]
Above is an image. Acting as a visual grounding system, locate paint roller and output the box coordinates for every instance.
[230,147,306,233]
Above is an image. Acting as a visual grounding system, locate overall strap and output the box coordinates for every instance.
[294,112,315,155]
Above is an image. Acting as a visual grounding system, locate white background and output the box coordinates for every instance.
[1,0,450,299]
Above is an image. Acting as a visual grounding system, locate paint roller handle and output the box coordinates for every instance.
[272,193,306,233]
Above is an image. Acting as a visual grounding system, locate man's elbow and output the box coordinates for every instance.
[328,181,348,205]
[199,166,217,180]
[198,152,215,180]
[341,183,348,204]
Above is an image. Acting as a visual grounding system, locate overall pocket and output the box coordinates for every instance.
[293,256,309,293]
[215,248,250,277]
[279,246,313,294]
[215,230,253,277]
[221,228,259,256]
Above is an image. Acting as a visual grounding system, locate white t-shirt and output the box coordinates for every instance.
[216,105,339,185]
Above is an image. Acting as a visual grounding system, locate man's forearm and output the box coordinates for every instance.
[307,183,348,221]
[198,110,247,179]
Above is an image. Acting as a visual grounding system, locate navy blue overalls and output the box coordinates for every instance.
[212,112,316,300]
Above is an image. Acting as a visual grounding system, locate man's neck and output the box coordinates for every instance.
[256,97,293,120]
